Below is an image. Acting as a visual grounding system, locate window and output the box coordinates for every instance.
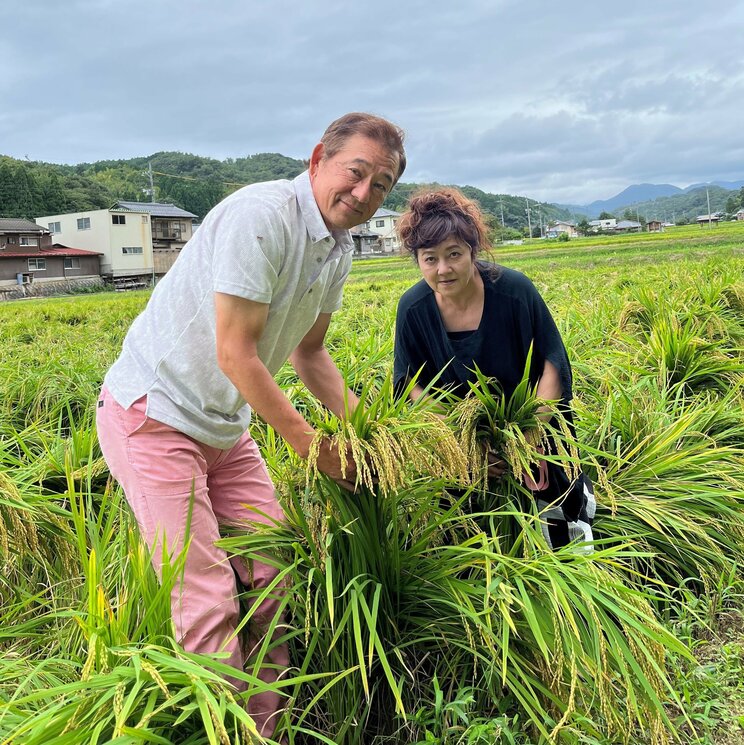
[28,258,46,271]
[20,236,39,246]
[122,246,143,255]
[64,257,81,269]
[77,217,91,230]
[375,220,385,227]
[142,215,149,224]
[48,221,61,233]
[112,214,126,225]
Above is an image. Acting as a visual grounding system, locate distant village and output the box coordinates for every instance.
[1,201,743,301]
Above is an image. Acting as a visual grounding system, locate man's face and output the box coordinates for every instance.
[309,134,399,231]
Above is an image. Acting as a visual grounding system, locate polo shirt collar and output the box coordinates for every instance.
[294,170,354,254]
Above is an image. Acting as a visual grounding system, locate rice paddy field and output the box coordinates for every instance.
[0,223,743,744]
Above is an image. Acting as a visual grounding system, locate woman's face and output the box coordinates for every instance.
[416,236,477,298]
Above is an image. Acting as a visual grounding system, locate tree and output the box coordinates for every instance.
[598,211,615,220]
[577,218,591,236]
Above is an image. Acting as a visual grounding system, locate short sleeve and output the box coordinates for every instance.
[209,201,287,304]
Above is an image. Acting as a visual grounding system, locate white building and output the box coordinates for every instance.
[588,218,617,231]
[545,220,578,238]
[365,208,401,253]
[36,207,154,281]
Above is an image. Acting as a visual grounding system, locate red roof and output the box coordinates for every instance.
[0,244,103,259]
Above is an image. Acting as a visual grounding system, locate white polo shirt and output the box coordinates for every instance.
[104,171,354,448]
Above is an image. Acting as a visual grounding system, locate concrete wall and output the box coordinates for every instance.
[0,276,105,301]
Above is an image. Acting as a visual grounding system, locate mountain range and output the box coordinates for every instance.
[558,181,744,218]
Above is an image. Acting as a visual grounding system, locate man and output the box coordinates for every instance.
[96,112,406,738]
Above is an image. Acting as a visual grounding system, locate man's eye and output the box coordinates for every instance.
[373,183,387,193]
[349,168,362,178]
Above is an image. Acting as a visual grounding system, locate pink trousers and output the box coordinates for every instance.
[96,387,289,738]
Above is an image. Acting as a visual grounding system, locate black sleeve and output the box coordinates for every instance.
[393,301,424,396]
[525,279,573,402]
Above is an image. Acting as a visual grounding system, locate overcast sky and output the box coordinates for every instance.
[2,0,743,205]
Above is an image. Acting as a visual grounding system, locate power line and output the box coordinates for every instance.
[150,170,249,188]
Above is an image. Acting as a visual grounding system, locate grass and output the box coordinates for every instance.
[0,223,742,743]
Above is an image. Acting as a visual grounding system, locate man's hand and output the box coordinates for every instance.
[315,436,358,492]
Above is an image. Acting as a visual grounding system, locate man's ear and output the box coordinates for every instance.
[308,143,325,179]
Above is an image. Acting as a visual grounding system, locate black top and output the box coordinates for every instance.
[393,264,572,402]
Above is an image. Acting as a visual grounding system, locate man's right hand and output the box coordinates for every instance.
[314,435,358,492]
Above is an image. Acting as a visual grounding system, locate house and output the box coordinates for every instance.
[545,220,578,238]
[647,220,663,232]
[588,218,617,232]
[349,226,381,256]
[36,207,154,284]
[615,220,642,232]
[0,218,102,296]
[696,212,723,225]
[114,201,197,275]
[364,208,401,253]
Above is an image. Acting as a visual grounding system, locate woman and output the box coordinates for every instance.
[393,188,594,549]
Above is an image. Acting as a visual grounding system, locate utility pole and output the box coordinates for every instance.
[524,198,532,239]
[499,196,506,243]
[148,162,155,203]
[706,188,712,229]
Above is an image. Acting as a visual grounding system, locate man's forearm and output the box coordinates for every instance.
[222,353,316,457]
[290,347,359,419]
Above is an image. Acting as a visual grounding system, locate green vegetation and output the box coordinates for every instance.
[1,152,567,230]
[0,224,743,743]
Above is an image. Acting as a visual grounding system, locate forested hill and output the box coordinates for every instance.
[0,151,572,232]
[0,152,306,222]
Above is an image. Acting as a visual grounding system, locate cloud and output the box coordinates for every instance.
[1,0,743,204]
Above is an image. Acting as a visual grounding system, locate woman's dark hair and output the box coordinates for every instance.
[397,187,490,258]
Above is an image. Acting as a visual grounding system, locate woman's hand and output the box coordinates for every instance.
[522,446,549,491]
[482,441,507,479]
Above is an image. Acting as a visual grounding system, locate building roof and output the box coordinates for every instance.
[349,229,380,239]
[0,218,50,234]
[0,244,103,259]
[115,200,197,219]
[696,214,721,221]
[616,220,641,229]
[371,208,401,218]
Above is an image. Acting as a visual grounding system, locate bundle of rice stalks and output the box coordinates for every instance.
[222,480,691,745]
[305,373,468,495]
[451,362,578,492]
